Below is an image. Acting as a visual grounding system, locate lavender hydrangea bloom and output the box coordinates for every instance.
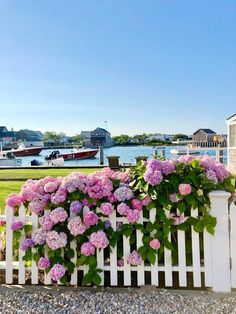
[11,220,24,231]
[69,200,82,213]
[206,170,218,184]
[161,160,175,175]
[104,220,111,229]
[146,160,162,171]
[20,238,34,251]
[49,264,65,281]
[143,169,163,186]
[113,186,133,202]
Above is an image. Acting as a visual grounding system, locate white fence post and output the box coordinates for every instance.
[209,190,231,292]
[230,201,236,288]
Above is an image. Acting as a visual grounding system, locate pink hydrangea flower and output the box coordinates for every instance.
[169,213,185,225]
[144,169,163,186]
[161,160,175,175]
[89,231,109,249]
[117,203,130,216]
[44,181,59,193]
[131,199,143,211]
[117,258,124,266]
[107,193,117,203]
[20,188,37,202]
[127,250,142,266]
[49,264,65,281]
[126,210,140,224]
[28,199,45,215]
[141,196,152,206]
[46,231,67,250]
[50,207,68,224]
[39,213,54,231]
[81,242,96,256]
[6,193,22,207]
[149,239,160,250]
[67,217,86,236]
[83,211,99,226]
[11,220,24,231]
[32,228,48,245]
[50,187,67,205]
[38,257,50,269]
[146,160,162,171]
[178,184,192,196]
[100,202,113,216]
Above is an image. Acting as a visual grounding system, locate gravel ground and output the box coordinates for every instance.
[0,287,236,314]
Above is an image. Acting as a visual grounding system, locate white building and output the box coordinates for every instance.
[226,114,236,175]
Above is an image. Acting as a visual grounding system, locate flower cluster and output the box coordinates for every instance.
[6,158,233,285]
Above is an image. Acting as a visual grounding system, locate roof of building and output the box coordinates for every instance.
[226,114,236,121]
[0,126,8,132]
[92,127,109,133]
[193,128,216,135]
[0,131,16,138]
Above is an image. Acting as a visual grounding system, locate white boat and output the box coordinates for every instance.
[44,151,64,167]
[0,151,22,167]
[170,148,200,155]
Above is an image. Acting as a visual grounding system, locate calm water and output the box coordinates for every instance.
[19,146,227,167]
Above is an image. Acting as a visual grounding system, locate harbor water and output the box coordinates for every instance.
[18,146,227,167]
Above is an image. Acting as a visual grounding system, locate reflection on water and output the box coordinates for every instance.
[19,146,227,167]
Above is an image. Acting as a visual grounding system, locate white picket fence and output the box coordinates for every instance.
[0,190,235,292]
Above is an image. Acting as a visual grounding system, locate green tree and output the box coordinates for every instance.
[172,134,189,141]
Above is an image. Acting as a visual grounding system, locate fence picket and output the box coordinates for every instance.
[164,232,173,286]
[230,202,236,288]
[6,205,13,284]
[70,212,77,285]
[177,212,187,287]
[97,248,104,285]
[191,209,201,287]
[137,211,145,286]
[149,208,158,286]
[109,209,118,286]
[18,205,26,284]
[123,234,131,286]
[31,212,39,284]
[203,230,213,287]
[43,210,51,285]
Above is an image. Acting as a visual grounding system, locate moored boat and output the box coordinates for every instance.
[170,148,200,155]
[0,152,22,167]
[48,148,98,161]
[5,143,43,157]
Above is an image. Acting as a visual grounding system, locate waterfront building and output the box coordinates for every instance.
[0,126,16,145]
[91,127,114,148]
[226,114,236,176]
[16,129,44,147]
[193,129,216,142]
[81,128,114,148]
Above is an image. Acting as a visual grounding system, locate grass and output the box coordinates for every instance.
[0,168,100,214]
[0,168,100,180]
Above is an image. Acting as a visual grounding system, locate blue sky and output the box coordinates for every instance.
[0,0,235,136]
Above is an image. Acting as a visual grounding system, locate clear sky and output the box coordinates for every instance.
[0,0,235,136]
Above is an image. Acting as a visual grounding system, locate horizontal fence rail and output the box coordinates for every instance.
[0,191,234,292]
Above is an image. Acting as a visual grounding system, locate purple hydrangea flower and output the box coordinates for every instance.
[20,238,34,251]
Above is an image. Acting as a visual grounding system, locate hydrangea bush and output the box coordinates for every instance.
[5,156,234,285]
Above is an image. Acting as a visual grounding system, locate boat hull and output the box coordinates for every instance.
[60,149,98,160]
[11,147,43,157]
[0,158,22,167]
